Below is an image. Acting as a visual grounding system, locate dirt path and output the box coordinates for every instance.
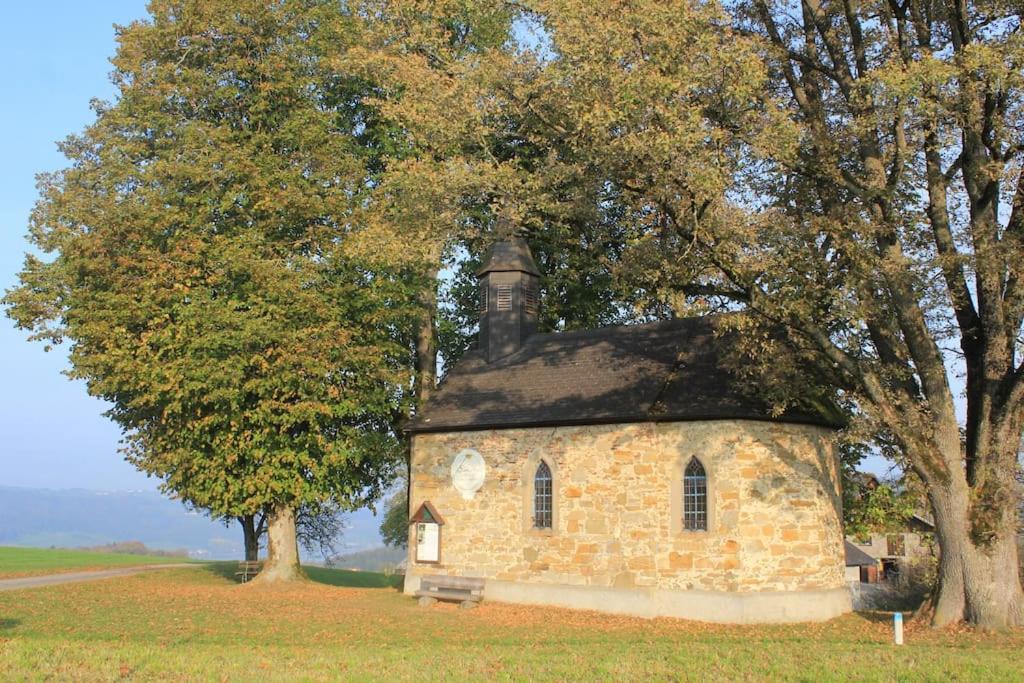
[0,564,194,592]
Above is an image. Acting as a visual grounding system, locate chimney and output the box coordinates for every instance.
[477,235,540,362]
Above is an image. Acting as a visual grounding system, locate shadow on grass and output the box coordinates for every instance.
[854,610,906,624]
[305,566,403,590]
[0,618,20,631]
[198,560,403,590]
[200,561,244,584]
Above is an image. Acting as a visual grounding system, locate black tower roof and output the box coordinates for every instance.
[476,236,541,277]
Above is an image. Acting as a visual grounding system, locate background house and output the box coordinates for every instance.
[843,471,935,584]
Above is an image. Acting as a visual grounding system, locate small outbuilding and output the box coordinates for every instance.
[404,235,850,624]
[844,540,879,583]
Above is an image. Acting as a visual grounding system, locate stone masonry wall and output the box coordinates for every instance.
[407,420,845,594]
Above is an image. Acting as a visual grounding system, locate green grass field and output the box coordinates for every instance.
[0,557,1019,681]
[0,546,188,578]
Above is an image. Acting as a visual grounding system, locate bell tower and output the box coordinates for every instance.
[477,234,540,362]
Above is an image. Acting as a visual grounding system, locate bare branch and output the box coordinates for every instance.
[924,123,981,341]
[1003,168,1024,337]
[801,0,857,99]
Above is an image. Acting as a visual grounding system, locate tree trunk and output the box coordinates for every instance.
[251,504,303,584]
[239,515,259,562]
[408,247,441,529]
[929,480,1024,629]
[414,260,439,405]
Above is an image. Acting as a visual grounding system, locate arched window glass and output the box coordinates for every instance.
[683,458,708,531]
[533,461,553,529]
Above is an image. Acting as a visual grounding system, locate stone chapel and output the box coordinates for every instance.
[404,235,851,623]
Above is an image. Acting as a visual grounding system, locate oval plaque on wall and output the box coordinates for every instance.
[450,448,486,500]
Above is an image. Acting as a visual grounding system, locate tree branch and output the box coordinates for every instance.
[1003,167,1024,339]
[842,0,869,78]
[801,0,857,99]
[924,123,982,341]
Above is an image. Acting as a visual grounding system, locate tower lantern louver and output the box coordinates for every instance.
[476,234,540,362]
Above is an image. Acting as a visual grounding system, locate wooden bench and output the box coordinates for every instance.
[235,561,263,583]
[415,575,485,609]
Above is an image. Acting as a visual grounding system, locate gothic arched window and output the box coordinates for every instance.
[533,461,553,529]
[683,458,708,531]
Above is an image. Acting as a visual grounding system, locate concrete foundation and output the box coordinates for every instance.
[405,573,851,624]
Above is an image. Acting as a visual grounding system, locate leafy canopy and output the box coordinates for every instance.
[4,0,418,518]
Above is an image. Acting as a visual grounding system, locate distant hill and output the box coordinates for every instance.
[76,540,191,558]
[0,486,386,560]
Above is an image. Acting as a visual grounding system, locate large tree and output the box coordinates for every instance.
[4,0,413,582]
[346,1,661,373]
[353,0,1024,627]
[724,0,1024,627]
[530,0,1024,627]
[505,0,1024,628]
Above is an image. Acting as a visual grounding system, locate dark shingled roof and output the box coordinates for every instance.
[408,316,842,433]
[844,541,877,567]
[475,236,541,277]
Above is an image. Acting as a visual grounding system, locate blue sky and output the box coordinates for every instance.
[1,1,153,490]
